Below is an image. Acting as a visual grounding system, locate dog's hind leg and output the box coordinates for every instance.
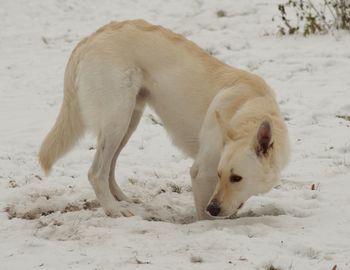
[108,93,146,202]
[80,66,143,217]
[89,126,134,217]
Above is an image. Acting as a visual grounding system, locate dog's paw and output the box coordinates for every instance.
[104,207,134,218]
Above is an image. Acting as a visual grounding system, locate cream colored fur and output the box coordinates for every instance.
[39,20,290,220]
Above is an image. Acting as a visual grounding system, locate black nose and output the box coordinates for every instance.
[206,202,221,216]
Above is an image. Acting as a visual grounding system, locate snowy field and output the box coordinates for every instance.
[1,0,350,269]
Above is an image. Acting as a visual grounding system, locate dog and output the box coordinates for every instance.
[39,20,290,220]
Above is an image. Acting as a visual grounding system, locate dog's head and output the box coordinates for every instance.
[206,111,278,218]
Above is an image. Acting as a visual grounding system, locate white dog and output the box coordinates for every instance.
[39,20,290,220]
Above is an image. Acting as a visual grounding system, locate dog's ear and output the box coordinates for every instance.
[256,120,273,156]
[215,111,235,143]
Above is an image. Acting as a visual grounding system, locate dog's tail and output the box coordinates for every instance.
[39,58,84,175]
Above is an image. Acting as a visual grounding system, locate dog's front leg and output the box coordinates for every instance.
[190,93,227,220]
[191,164,216,220]
[191,158,219,220]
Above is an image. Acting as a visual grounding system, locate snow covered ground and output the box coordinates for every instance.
[1,0,350,269]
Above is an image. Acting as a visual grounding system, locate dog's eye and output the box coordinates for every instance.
[230,174,242,183]
[217,171,222,178]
